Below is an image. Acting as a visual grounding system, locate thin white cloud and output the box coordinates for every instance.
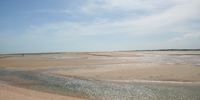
[28,0,200,37]
[171,32,200,41]
[2,0,200,53]
[130,0,200,34]
[81,0,177,14]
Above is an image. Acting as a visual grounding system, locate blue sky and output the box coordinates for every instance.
[0,0,200,53]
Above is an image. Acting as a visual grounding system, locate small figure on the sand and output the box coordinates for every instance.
[22,53,24,57]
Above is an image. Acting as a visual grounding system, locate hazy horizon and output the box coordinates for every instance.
[1,0,200,53]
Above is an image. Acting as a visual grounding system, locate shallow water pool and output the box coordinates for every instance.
[0,68,200,100]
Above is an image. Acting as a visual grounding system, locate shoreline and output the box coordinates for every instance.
[0,82,85,100]
[51,73,200,84]
[51,64,200,83]
[1,51,200,99]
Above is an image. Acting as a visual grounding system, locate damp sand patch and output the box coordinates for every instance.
[0,68,200,100]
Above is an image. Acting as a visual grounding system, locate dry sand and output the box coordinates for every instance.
[0,52,142,70]
[0,58,131,70]
[0,51,200,100]
[0,83,84,100]
[53,64,200,82]
[1,51,200,82]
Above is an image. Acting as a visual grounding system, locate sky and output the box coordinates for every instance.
[0,0,200,53]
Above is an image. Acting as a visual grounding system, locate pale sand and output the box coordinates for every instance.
[0,51,200,100]
[53,64,200,82]
[79,52,143,57]
[0,52,148,70]
[0,83,84,100]
[1,51,200,82]
[0,57,137,70]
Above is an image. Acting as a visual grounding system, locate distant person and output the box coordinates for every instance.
[22,53,24,57]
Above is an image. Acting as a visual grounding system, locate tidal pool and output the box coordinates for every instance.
[0,67,200,100]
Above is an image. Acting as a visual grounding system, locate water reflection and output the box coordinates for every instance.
[0,68,200,100]
[0,51,200,99]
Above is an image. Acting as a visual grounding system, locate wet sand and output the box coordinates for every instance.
[53,64,200,82]
[0,83,84,100]
[0,51,200,99]
[1,51,200,82]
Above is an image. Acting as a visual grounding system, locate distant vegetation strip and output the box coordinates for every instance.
[122,49,200,52]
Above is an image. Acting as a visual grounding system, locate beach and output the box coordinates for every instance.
[53,64,200,82]
[0,83,84,100]
[0,51,200,99]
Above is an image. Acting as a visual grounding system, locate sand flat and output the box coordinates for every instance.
[0,57,136,70]
[78,52,143,57]
[0,51,200,99]
[52,64,200,82]
[1,51,200,82]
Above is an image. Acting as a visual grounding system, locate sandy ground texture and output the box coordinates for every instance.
[0,52,143,70]
[53,64,200,82]
[0,51,200,100]
[1,51,200,82]
[0,83,85,100]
